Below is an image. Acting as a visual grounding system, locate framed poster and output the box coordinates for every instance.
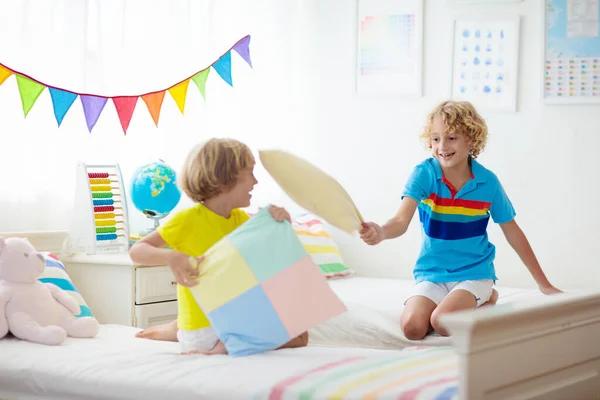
[356,0,423,96]
[543,0,600,104]
[450,16,521,112]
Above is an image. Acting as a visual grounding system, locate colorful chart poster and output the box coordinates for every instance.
[544,0,600,103]
[356,0,423,96]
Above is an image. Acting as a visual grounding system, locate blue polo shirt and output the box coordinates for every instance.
[402,158,516,283]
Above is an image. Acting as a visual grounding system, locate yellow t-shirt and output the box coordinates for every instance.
[156,203,249,331]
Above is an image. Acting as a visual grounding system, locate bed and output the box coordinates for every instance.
[1,230,599,399]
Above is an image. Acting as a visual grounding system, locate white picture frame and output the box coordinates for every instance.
[450,15,521,112]
[356,0,423,96]
[541,0,600,105]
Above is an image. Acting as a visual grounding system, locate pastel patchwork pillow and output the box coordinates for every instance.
[38,253,94,318]
[292,213,355,279]
[189,207,347,357]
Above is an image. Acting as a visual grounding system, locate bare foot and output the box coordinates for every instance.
[182,340,228,356]
[135,320,178,342]
[277,332,309,349]
[480,288,499,307]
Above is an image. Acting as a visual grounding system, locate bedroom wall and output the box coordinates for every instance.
[0,0,319,232]
[2,1,598,292]
[305,0,600,291]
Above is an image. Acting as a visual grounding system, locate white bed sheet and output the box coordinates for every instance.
[0,325,457,400]
[307,276,545,349]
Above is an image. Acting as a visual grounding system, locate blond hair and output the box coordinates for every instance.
[420,100,488,159]
[180,138,254,202]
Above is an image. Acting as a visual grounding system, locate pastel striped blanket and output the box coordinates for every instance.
[254,346,458,400]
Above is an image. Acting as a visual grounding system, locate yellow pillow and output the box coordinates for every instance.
[259,150,363,234]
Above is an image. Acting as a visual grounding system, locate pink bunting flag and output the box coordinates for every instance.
[112,96,138,134]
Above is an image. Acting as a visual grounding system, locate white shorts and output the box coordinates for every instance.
[177,327,219,353]
[406,279,494,307]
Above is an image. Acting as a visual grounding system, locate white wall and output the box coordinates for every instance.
[1,1,598,291]
[0,0,319,232]
[306,0,600,291]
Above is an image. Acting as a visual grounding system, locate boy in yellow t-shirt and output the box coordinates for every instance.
[130,138,308,354]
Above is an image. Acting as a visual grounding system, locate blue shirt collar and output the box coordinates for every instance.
[431,157,487,184]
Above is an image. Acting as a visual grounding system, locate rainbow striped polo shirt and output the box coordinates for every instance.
[402,157,516,283]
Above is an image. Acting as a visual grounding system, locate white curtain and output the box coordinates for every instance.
[0,0,319,233]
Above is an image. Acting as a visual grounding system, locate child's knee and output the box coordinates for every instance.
[430,310,449,336]
[401,313,430,340]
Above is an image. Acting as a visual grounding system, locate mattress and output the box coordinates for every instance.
[0,277,542,400]
[307,276,544,349]
[0,325,458,400]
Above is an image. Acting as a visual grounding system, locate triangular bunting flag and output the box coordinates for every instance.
[113,96,138,135]
[0,65,12,85]
[141,91,166,126]
[49,88,78,127]
[80,95,108,132]
[233,36,252,68]
[168,79,190,114]
[212,52,233,86]
[191,68,210,99]
[16,75,45,117]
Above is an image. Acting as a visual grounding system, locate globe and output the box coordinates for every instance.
[130,161,181,229]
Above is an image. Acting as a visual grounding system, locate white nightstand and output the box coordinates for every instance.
[60,253,178,329]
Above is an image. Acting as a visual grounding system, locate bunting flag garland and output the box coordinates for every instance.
[0,35,252,134]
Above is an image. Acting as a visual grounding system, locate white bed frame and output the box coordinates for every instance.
[2,230,600,399]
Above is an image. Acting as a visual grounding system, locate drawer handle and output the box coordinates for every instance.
[171,281,177,285]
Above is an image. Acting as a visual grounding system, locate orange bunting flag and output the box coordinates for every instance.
[0,65,12,85]
[168,79,190,114]
[113,96,139,134]
[0,34,252,132]
[141,91,166,127]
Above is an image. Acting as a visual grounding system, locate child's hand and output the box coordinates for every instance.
[539,284,563,295]
[269,204,291,223]
[360,222,384,245]
[167,251,204,287]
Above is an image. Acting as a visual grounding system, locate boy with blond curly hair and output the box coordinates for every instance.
[130,138,308,354]
[360,100,561,340]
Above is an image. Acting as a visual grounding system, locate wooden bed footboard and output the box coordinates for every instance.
[440,292,600,399]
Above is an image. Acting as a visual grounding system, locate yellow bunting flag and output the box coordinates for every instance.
[141,91,166,127]
[0,65,12,85]
[168,79,190,114]
[191,68,210,99]
[16,75,45,117]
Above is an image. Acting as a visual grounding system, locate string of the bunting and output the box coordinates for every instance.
[0,35,252,134]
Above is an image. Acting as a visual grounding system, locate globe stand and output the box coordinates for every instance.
[139,210,168,236]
